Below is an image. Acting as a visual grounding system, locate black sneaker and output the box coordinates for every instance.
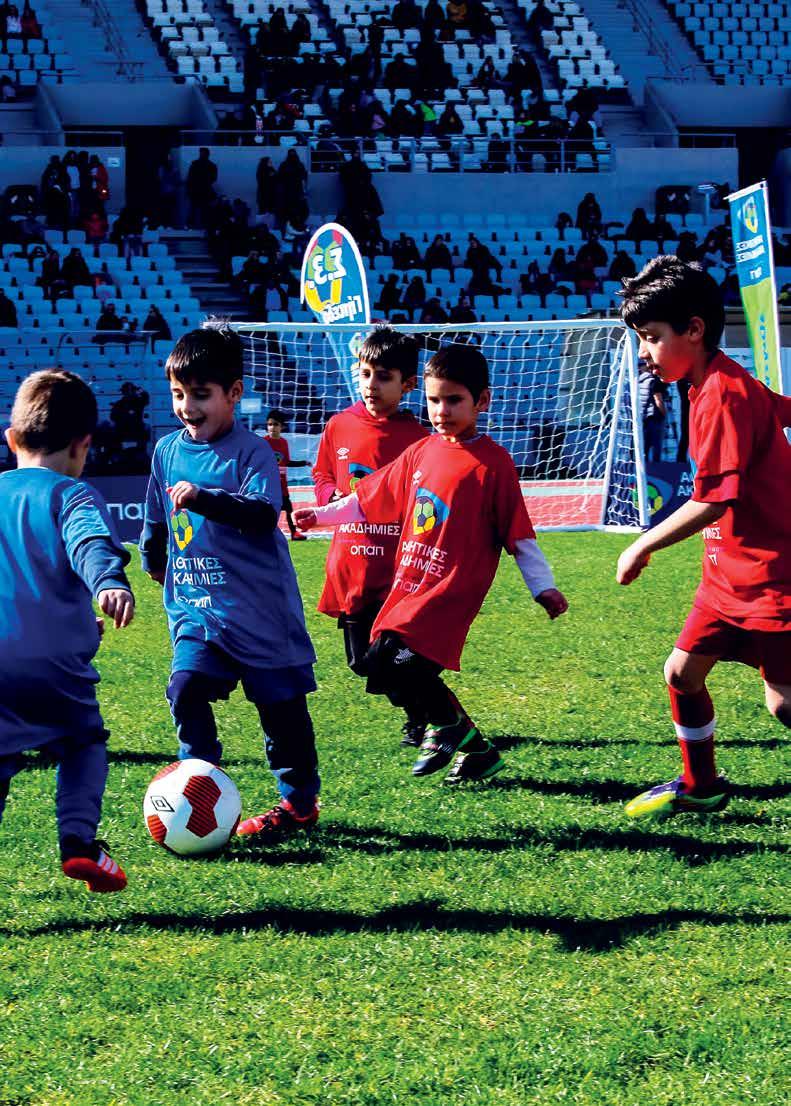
[412,716,481,777]
[444,744,506,785]
[400,719,426,748]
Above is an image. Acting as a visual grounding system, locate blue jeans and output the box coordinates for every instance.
[166,640,319,816]
[0,737,108,848]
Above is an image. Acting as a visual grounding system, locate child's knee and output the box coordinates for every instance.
[167,670,210,712]
[765,689,791,728]
[664,656,703,695]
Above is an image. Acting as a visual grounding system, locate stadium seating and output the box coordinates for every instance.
[664,0,791,83]
[144,0,244,92]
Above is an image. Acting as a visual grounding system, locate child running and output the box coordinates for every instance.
[296,342,568,783]
[312,326,429,746]
[140,327,321,839]
[263,408,310,541]
[0,370,135,892]
[616,256,791,817]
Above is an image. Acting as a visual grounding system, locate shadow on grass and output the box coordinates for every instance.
[5,904,788,952]
[225,816,787,867]
[488,775,791,803]
[492,733,784,751]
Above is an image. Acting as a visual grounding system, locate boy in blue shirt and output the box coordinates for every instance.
[0,370,134,893]
[140,326,321,838]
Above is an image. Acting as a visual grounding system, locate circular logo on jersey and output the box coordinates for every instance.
[348,462,374,492]
[412,487,450,536]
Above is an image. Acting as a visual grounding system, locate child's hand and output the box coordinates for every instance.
[168,481,199,511]
[616,543,651,585]
[535,588,569,619]
[293,507,317,531]
[147,570,166,587]
[97,588,135,629]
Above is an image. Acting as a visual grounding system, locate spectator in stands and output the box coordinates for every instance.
[423,0,445,36]
[624,207,655,250]
[548,246,572,286]
[485,132,510,172]
[464,234,503,281]
[313,126,343,173]
[82,205,107,245]
[392,0,421,31]
[5,6,22,37]
[474,57,500,93]
[468,0,495,40]
[20,2,40,38]
[449,290,477,324]
[414,28,454,96]
[700,225,730,270]
[446,1,469,29]
[567,85,600,128]
[61,150,82,221]
[0,288,17,327]
[576,230,608,272]
[436,102,464,139]
[292,12,310,46]
[506,48,542,103]
[255,155,277,216]
[94,302,124,342]
[391,233,422,270]
[110,381,150,457]
[424,234,454,280]
[384,53,416,95]
[0,74,16,102]
[235,250,269,292]
[419,296,449,324]
[653,212,676,251]
[88,154,109,206]
[143,304,171,343]
[376,274,403,316]
[156,155,181,228]
[40,154,69,228]
[39,247,66,302]
[576,192,602,236]
[607,249,636,282]
[110,207,144,259]
[275,149,307,226]
[91,261,114,303]
[720,271,742,308]
[520,259,554,301]
[526,0,553,41]
[186,147,218,229]
[403,275,427,320]
[389,98,422,139]
[61,247,92,291]
[675,230,699,263]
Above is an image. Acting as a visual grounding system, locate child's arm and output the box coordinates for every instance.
[168,481,278,534]
[616,498,728,585]
[513,538,568,619]
[312,426,340,505]
[294,493,366,531]
[71,538,135,628]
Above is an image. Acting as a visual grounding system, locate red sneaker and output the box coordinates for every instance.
[236,798,319,839]
[290,532,308,542]
[61,839,127,893]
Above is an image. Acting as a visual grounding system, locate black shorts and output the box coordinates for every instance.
[338,603,382,676]
[281,491,293,513]
[364,630,442,697]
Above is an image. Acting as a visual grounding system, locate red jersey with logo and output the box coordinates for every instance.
[356,433,536,670]
[264,435,290,495]
[690,350,791,628]
[313,400,428,616]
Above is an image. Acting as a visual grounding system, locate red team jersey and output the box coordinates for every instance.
[313,400,428,617]
[689,351,791,628]
[264,435,291,495]
[356,434,536,670]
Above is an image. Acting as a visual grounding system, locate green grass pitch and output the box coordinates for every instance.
[0,534,787,1106]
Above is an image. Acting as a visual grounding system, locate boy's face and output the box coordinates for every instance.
[425,376,490,442]
[266,418,283,438]
[170,377,242,442]
[358,360,415,418]
[633,318,706,384]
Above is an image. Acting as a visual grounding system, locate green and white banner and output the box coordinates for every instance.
[727,180,783,393]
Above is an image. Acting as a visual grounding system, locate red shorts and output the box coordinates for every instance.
[676,603,791,684]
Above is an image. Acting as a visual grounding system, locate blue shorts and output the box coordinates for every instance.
[0,660,107,758]
[171,637,316,705]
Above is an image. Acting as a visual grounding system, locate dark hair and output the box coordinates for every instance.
[11,369,97,453]
[424,342,489,402]
[357,325,419,379]
[266,408,288,426]
[165,325,244,389]
[619,255,725,350]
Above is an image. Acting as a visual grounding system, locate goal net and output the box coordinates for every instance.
[231,320,648,531]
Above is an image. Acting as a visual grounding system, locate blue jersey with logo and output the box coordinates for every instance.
[0,467,129,752]
[141,423,316,669]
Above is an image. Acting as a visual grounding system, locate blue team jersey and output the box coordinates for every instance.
[142,422,316,669]
[0,467,128,753]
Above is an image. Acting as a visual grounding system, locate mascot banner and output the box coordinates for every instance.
[727,181,783,393]
[301,222,371,401]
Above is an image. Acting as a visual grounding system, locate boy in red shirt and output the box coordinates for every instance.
[617,256,791,817]
[264,409,310,541]
[312,326,429,745]
[297,343,568,783]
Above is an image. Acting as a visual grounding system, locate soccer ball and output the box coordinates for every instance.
[414,497,437,534]
[143,759,242,856]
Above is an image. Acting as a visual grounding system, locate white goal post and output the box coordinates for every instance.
[229,320,648,532]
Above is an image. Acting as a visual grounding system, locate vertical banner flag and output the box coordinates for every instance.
[727,181,783,393]
[301,223,371,401]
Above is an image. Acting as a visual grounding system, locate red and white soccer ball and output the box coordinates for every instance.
[143,759,242,856]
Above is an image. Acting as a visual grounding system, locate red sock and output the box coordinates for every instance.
[668,685,717,791]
